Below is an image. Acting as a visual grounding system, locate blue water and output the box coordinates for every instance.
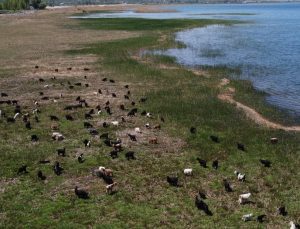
[75,3,300,117]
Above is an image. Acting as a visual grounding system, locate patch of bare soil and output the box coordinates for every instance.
[218,78,300,131]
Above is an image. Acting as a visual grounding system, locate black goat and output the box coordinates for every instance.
[75,186,89,199]
[89,128,99,136]
[278,206,288,216]
[103,122,109,128]
[210,135,220,143]
[17,165,28,175]
[125,151,136,160]
[110,150,118,159]
[39,160,50,164]
[31,134,39,142]
[195,195,212,216]
[223,179,233,192]
[260,159,271,167]
[25,122,31,130]
[128,133,137,141]
[124,95,129,100]
[65,114,74,121]
[127,108,138,116]
[57,148,66,157]
[112,93,116,98]
[257,214,267,223]
[84,122,93,128]
[167,176,179,187]
[49,115,59,121]
[78,154,85,163]
[190,127,196,134]
[237,143,246,151]
[83,139,91,147]
[37,170,46,180]
[212,160,219,170]
[109,79,115,83]
[1,92,8,97]
[119,104,125,110]
[53,162,63,175]
[196,158,207,168]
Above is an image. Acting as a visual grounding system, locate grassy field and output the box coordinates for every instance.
[0,12,299,228]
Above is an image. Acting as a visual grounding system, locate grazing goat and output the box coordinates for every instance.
[196,158,207,168]
[53,162,63,175]
[190,127,196,134]
[210,135,220,143]
[106,182,117,195]
[242,213,253,222]
[183,168,193,176]
[131,101,135,106]
[167,176,179,187]
[239,193,251,204]
[52,132,65,141]
[128,133,137,141]
[195,195,212,216]
[37,170,46,180]
[84,68,90,71]
[103,122,109,128]
[83,139,91,147]
[75,186,89,199]
[13,112,20,120]
[125,85,129,88]
[17,165,28,175]
[234,171,246,182]
[145,123,150,129]
[257,214,266,223]
[125,151,136,160]
[31,134,39,142]
[223,179,233,192]
[57,148,66,157]
[78,154,85,163]
[278,206,288,216]
[212,160,219,170]
[237,143,246,151]
[260,159,271,167]
[141,110,147,116]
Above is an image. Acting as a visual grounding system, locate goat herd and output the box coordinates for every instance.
[0,65,299,228]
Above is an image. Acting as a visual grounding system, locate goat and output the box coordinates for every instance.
[239,193,251,204]
[183,168,193,176]
[67,67,72,70]
[104,139,112,147]
[17,165,28,175]
[257,214,266,223]
[121,116,126,122]
[141,110,147,116]
[212,160,219,170]
[270,137,278,144]
[125,151,136,160]
[37,170,46,180]
[39,160,50,164]
[290,221,300,229]
[161,117,165,122]
[196,158,207,168]
[167,176,179,187]
[78,154,85,163]
[190,127,196,134]
[89,128,99,136]
[65,114,74,121]
[149,137,158,144]
[84,122,93,128]
[127,108,138,116]
[1,92,8,97]
[278,206,288,216]
[198,191,206,199]
[242,213,253,222]
[55,69,58,72]
[103,122,109,128]
[109,79,115,83]
[31,134,39,142]
[7,117,15,123]
[139,97,147,103]
[85,113,93,119]
[131,101,135,106]
[134,127,142,133]
[25,121,31,130]
[74,82,82,86]
[195,195,212,216]
[106,182,117,195]
[119,104,125,110]
[237,143,246,151]
[111,121,119,126]
[84,68,90,71]
[52,132,65,141]
[35,65,39,69]
[146,112,152,118]
[110,150,118,159]
[102,78,107,81]
[234,171,246,182]
[53,161,63,175]
[223,179,233,192]
[145,123,151,129]
[57,148,66,157]
[83,139,91,147]
[75,186,89,199]
[124,85,129,88]
[100,133,109,139]
[49,115,59,121]
[210,135,220,143]
[13,112,20,120]
[112,93,116,98]
[128,133,137,141]
[105,106,112,115]
[260,159,271,167]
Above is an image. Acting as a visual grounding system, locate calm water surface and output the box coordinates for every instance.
[76,3,300,117]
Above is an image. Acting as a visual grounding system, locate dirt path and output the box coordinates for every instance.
[218,78,300,131]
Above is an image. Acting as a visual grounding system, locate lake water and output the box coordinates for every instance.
[76,3,300,117]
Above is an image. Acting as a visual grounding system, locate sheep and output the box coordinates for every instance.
[167,176,179,187]
[278,206,288,216]
[83,139,91,147]
[256,214,266,223]
[111,121,119,126]
[128,133,137,141]
[239,193,251,204]
[270,137,278,144]
[190,127,196,134]
[212,160,219,170]
[223,179,233,192]
[106,182,117,195]
[234,171,246,182]
[242,213,253,222]
[78,154,85,163]
[149,137,158,144]
[260,159,271,167]
[75,186,89,199]
[53,161,63,175]
[17,165,28,175]
[37,170,46,180]
[196,158,207,168]
[125,151,136,160]
[183,168,193,176]
[52,132,65,141]
[290,221,300,229]
[195,195,212,216]
[210,135,220,143]
[134,127,142,133]
[237,143,246,151]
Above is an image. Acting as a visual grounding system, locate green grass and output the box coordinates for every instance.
[1,17,300,228]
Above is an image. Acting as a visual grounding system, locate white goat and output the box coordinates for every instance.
[242,213,253,222]
[234,170,246,182]
[146,112,152,118]
[239,193,251,204]
[134,127,142,133]
[106,182,117,194]
[13,112,20,120]
[183,168,193,176]
[111,121,119,126]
